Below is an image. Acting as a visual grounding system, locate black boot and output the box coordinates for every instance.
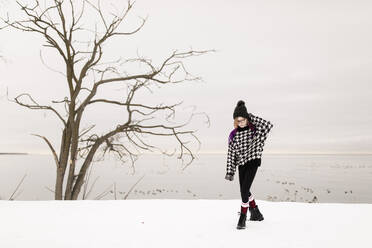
[249,205,264,221]
[236,212,247,229]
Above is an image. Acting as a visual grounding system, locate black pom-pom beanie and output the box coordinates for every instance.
[233,100,250,120]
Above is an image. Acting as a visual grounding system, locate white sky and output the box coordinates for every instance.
[1,0,372,154]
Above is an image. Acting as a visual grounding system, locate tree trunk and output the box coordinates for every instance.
[55,124,72,200]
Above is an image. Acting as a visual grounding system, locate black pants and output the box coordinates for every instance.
[238,158,261,203]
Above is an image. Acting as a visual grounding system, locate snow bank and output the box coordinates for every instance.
[0,200,370,248]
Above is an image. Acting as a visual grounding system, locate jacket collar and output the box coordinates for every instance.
[237,125,250,131]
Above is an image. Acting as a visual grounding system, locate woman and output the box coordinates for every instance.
[225,100,274,230]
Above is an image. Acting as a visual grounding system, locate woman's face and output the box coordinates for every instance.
[237,117,248,128]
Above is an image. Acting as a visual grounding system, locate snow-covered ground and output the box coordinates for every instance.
[0,199,370,248]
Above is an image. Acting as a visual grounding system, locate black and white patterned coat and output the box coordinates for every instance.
[226,112,274,177]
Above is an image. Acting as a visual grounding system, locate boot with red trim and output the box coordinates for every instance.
[249,205,264,221]
[236,204,248,229]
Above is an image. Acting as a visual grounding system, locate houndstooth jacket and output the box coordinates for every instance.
[226,112,274,176]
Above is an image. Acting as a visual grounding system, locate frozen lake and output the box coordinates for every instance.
[0,153,371,203]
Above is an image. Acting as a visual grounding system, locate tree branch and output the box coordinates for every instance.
[30,133,60,168]
[8,92,67,126]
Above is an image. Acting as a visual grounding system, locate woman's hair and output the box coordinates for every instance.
[233,118,241,129]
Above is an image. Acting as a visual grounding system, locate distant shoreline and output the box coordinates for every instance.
[0,152,28,155]
[1,152,372,156]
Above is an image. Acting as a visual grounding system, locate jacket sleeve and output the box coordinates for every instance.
[248,113,274,143]
[226,140,237,176]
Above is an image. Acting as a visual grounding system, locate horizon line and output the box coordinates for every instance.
[2,151,372,156]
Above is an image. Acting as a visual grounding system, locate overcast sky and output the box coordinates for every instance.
[1,0,371,155]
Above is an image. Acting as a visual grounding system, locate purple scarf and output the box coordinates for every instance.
[228,128,237,144]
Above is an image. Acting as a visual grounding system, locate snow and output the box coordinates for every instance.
[0,199,370,248]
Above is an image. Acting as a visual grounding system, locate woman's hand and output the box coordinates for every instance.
[225,174,234,181]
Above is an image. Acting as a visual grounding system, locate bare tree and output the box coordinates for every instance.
[1,0,213,200]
